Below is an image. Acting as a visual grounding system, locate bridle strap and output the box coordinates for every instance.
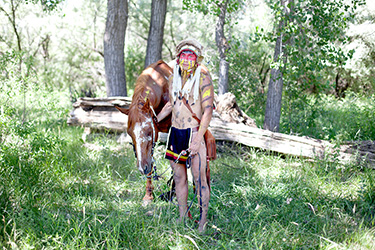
[150,105,157,119]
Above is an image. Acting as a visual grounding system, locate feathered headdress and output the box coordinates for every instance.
[172,39,204,104]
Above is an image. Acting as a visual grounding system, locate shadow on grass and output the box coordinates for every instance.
[204,142,375,249]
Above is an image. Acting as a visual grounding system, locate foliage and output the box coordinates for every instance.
[227,38,271,125]
[358,169,375,218]
[182,0,244,16]
[344,4,375,95]
[124,45,145,94]
[26,0,64,12]
[280,92,375,140]
[0,0,107,97]
[256,0,367,133]
[263,0,366,94]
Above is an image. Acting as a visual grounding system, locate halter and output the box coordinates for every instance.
[149,108,157,178]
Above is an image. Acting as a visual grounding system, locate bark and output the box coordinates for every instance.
[263,34,283,132]
[215,0,230,95]
[104,0,128,97]
[144,0,167,68]
[263,0,288,132]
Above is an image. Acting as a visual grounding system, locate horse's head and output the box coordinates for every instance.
[116,99,158,175]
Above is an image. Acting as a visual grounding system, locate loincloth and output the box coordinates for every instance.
[165,126,198,163]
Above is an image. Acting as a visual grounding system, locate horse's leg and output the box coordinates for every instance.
[142,176,154,206]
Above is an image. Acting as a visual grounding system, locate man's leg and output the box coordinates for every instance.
[171,160,188,222]
[191,139,210,232]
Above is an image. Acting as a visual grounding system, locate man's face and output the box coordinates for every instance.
[179,50,197,71]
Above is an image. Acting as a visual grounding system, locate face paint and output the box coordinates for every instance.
[179,50,197,71]
[179,59,185,68]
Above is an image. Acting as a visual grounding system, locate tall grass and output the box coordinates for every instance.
[281,92,375,141]
[1,88,375,249]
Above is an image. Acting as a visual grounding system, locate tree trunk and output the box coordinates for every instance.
[104,0,128,97]
[144,0,167,68]
[263,35,283,132]
[263,0,288,132]
[215,0,230,95]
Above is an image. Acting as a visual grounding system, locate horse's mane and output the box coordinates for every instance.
[127,60,170,124]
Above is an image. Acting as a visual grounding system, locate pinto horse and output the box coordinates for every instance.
[115,60,172,202]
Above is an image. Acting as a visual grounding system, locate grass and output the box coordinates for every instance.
[1,89,375,249]
[280,92,375,141]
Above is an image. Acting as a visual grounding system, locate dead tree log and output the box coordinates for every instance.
[68,96,132,133]
[67,96,375,165]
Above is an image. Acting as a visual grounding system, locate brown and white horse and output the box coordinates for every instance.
[115,60,172,202]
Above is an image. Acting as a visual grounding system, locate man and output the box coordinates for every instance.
[157,38,214,232]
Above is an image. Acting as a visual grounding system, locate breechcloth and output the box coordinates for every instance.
[165,127,196,164]
[165,126,211,194]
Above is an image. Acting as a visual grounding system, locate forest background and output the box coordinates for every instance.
[1,0,375,249]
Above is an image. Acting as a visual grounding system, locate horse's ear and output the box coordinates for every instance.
[115,105,130,115]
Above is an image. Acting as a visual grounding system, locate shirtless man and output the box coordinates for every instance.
[157,39,214,232]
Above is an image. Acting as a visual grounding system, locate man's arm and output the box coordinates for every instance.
[157,101,172,122]
[198,71,214,135]
[188,70,214,155]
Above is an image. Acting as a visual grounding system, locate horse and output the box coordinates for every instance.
[115,60,172,202]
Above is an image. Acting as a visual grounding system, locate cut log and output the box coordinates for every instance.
[67,96,375,165]
[68,96,132,133]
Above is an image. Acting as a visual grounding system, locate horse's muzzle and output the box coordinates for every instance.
[144,165,151,175]
[141,164,152,175]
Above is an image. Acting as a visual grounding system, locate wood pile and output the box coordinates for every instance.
[67,94,375,166]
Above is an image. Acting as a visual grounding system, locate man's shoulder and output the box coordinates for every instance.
[198,64,213,88]
[200,64,211,76]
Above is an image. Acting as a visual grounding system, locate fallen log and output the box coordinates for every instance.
[209,118,353,163]
[67,96,375,165]
[68,96,132,133]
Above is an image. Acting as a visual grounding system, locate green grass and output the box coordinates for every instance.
[280,92,375,141]
[1,89,375,249]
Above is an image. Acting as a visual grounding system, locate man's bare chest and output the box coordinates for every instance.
[172,98,202,129]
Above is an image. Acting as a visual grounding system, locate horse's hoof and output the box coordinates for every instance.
[142,199,152,207]
[145,210,153,216]
[198,222,207,233]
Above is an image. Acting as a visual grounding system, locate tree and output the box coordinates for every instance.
[144,0,167,68]
[215,0,230,95]
[0,0,22,52]
[263,0,364,132]
[104,0,128,97]
[182,0,242,95]
[263,0,289,132]
[0,0,63,69]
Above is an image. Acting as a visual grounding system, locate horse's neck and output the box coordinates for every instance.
[133,61,171,112]
[132,86,160,109]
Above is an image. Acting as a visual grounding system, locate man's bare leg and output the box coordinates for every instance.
[171,161,188,222]
[191,141,210,232]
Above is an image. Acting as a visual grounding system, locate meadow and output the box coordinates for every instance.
[1,88,375,249]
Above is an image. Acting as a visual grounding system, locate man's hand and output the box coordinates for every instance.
[157,101,172,122]
[188,136,203,156]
